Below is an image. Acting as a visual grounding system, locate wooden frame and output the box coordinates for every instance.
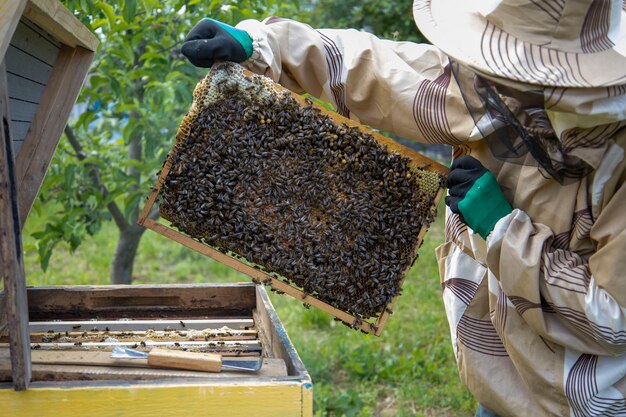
[0,0,98,391]
[0,284,313,417]
[138,71,448,336]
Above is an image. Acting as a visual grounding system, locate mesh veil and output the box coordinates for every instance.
[450,61,594,184]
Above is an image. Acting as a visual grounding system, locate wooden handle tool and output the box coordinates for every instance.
[110,347,263,372]
[147,348,222,372]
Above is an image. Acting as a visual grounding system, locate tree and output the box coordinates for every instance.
[303,0,425,43]
[33,0,301,284]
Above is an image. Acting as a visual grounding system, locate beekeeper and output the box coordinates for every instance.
[180,0,626,415]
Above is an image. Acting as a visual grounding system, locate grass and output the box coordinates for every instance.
[21,202,476,417]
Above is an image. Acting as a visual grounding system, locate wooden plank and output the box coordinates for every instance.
[28,318,254,332]
[0,0,28,60]
[8,98,38,123]
[19,329,258,343]
[22,0,99,52]
[7,120,29,143]
[11,19,61,65]
[254,286,310,379]
[1,340,262,350]
[27,350,265,367]
[16,45,94,226]
[12,140,24,155]
[0,61,31,390]
[0,350,287,380]
[6,44,53,85]
[302,380,314,417]
[0,380,306,417]
[0,292,6,335]
[26,284,257,320]
[5,71,45,104]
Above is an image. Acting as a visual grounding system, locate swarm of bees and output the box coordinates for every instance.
[158,63,443,321]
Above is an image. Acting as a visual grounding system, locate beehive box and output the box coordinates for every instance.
[139,63,448,335]
[1,4,312,416]
[0,284,312,417]
[1,0,99,391]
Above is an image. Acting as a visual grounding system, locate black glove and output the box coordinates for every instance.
[181,18,253,68]
[445,156,512,239]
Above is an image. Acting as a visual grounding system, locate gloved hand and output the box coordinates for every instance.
[181,18,253,67]
[445,156,512,239]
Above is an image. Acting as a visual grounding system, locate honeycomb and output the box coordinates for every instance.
[158,62,444,321]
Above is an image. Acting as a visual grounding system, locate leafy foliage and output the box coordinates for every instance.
[303,0,425,42]
[31,0,301,274]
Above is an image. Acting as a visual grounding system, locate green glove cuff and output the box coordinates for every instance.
[457,172,512,239]
[204,18,253,59]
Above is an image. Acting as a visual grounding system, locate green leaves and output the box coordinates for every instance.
[95,2,119,30]
[306,0,426,43]
[123,0,137,23]
[35,0,391,276]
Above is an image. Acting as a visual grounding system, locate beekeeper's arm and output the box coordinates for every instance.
[181,17,476,145]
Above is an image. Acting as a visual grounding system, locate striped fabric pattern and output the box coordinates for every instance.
[508,296,542,316]
[580,0,615,53]
[413,65,464,145]
[551,303,626,346]
[479,21,590,87]
[565,354,626,416]
[542,249,591,294]
[445,213,468,244]
[317,31,350,117]
[457,315,509,357]
[414,0,626,87]
[441,278,479,305]
[529,0,566,22]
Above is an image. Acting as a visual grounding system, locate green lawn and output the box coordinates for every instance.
[21,202,475,417]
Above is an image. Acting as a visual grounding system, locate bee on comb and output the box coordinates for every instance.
[145,62,447,334]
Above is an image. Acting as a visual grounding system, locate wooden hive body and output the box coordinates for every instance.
[139,63,448,335]
[0,3,312,416]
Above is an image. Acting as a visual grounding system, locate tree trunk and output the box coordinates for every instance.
[110,98,145,285]
[110,224,145,285]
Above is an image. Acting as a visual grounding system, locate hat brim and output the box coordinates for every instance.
[413,0,626,88]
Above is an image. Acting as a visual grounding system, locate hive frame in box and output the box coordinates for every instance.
[1,284,313,417]
[138,70,449,336]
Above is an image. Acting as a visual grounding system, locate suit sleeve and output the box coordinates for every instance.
[236,17,476,145]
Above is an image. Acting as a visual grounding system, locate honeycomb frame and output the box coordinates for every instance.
[139,64,448,336]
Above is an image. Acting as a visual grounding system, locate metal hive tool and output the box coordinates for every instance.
[139,62,448,335]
